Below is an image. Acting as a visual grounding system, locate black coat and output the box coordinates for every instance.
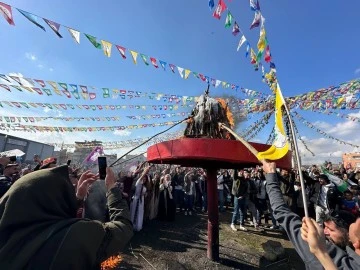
[310,182,340,211]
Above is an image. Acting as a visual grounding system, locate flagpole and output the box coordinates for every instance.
[282,103,309,217]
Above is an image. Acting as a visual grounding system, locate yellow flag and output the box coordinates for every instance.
[257,27,266,52]
[130,50,138,64]
[257,84,289,160]
[101,40,112,57]
[184,69,191,79]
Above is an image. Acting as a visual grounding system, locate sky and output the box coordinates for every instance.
[0,0,359,164]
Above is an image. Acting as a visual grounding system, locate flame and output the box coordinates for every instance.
[216,98,234,128]
[101,255,123,270]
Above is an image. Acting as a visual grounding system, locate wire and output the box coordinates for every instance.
[109,116,191,167]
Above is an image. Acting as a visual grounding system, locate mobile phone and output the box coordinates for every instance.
[9,156,16,162]
[98,156,107,180]
[67,160,71,166]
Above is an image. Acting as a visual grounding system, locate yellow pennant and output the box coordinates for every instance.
[101,40,112,57]
[184,69,191,79]
[130,50,138,64]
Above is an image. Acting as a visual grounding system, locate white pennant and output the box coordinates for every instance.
[68,28,80,44]
[215,80,221,88]
[237,35,247,51]
[177,67,184,78]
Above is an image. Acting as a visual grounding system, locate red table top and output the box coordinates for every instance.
[147,138,292,169]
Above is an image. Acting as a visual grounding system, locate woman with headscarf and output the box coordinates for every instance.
[149,172,161,220]
[0,165,133,270]
[130,164,151,232]
[158,174,176,221]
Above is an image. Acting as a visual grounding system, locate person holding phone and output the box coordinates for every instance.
[0,165,133,269]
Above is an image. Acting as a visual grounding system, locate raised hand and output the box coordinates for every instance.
[76,170,99,200]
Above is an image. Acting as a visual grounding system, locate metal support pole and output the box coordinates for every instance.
[206,167,219,261]
[283,106,309,217]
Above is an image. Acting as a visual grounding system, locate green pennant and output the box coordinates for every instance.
[140,54,149,65]
[225,11,233,28]
[84,34,102,49]
[43,89,52,96]
[103,88,110,98]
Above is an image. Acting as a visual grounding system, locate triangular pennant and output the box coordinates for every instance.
[140,54,149,65]
[0,74,10,82]
[232,22,240,36]
[23,78,35,86]
[101,40,112,57]
[84,34,102,49]
[58,82,68,91]
[34,79,46,87]
[225,11,233,28]
[68,28,80,43]
[115,45,126,59]
[33,88,43,95]
[169,64,176,73]
[264,45,271,63]
[11,85,23,92]
[177,67,184,78]
[89,93,96,100]
[250,12,261,29]
[237,35,247,51]
[130,50,138,64]
[102,88,110,98]
[42,88,52,96]
[43,18,62,38]
[213,0,227,19]
[0,2,15,25]
[17,9,45,31]
[0,84,11,92]
[184,69,191,79]
[150,57,159,68]
[9,75,23,85]
[159,60,167,70]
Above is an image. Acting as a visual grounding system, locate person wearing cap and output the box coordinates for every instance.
[0,163,20,198]
[310,174,340,225]
[261,160,360,269]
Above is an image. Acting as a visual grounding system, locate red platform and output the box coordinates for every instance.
[147,137,292,262]
[147,138,292,169]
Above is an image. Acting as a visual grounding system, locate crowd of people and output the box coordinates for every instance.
[1,152,360,269]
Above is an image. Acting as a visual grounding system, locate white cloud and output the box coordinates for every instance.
[25,52,37,61]
[43,107,51,113]
[355,68,360,75]
[37,64,44,69]
[113,130,131,137]
[49,68,54,72]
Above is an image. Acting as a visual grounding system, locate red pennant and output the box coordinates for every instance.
[115,45,127,59]
[34,79,46,87]
[213,0,227,19]
[150,57,159,68]
[0,2,15,25]
[0,84,11,91]
[33,88,43,95]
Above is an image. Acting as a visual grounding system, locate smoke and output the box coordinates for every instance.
[215,93,248,130]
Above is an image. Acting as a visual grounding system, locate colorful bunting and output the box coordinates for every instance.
[116,45,126,59]
[84,34,102,49]
[140,54,149,65]
[0,2,15,25]
[225,11,233,28]
[184,69,191,79]
[213,0,227,20]
[101,40,112,57]
[130,50,138,64]
[0,74,10,82]
[150,57,158,68]
[159,60,166,70]
[169,64,176,73]
[250,12,261,29]
[237,35,247,51]
[250,0,260,11]
[257,26,267,52]
[232,22,240,36]
[264,45,271,63]
[43,18,62,38]
[17,9,45,31]
[0,84,11,91]
[209,0,215,10]
[177,67,184,78]
[67,27,80,43]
